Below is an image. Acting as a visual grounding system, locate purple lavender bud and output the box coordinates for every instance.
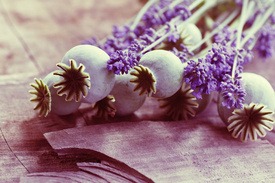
[180,44,194,56]
[256,24,275,60]
[107,50,140,75]
[112,25,130,38]
[175,5,191,21]
[220,74,246,109]
[235,0,243,5]
[167,30,180,43]
[81,36,101,46]
[171,47,188,63]
[184,58,217,99]
[271,13,275,24]
[214,25,235,44]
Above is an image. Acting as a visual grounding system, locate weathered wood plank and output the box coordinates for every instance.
[0,0,143,182]
[0,0,143,74]
[20,149,153,183]
[44,114,275,182]
[1,0,275,182]
[0,1,37,75]
[0,128,28,183]
[0,78,89,174]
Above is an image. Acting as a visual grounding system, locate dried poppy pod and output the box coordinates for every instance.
[156,23,202,53]
[130,50,185,99]
[158,82,213,121]
[29,72,81,117]
[217,72,275,142]
[54,45,116,104]
[93,95,116,120]
[53,59,90,102]
[29,78,51,117]
[110,72,147,116]
[44,72,81,115]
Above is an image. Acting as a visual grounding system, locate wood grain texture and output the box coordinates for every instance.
[21,148,154,183]
[0,0,143,182]
[1,0,275,182]
[43,114,275,182]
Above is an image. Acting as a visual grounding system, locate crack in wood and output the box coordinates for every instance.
[77,168,112,183]
[0,0,43,73]
[0,127,30,173]
[76,109,90,126]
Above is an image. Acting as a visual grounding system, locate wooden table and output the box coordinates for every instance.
[1,0,275,182]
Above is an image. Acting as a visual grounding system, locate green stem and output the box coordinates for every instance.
[130,0,202,32]
[142,0,216,54]
[158,0,185,15]
[235,0,251,48]
[231,0,254,79]
[141,30,171,54]
[130,0,159,31]
[148,0,205,40]
[188,0,205,11]
[189,7,240,53]
[178,0,217,31]
[240,4,275,48]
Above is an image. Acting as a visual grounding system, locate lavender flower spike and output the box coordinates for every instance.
[107,50,139,75]
[255,24,275,60]
[184,58,216,99]
[220,74,246,109]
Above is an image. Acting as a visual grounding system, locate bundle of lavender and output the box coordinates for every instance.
[29,0,275,142]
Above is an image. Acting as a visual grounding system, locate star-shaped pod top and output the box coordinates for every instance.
[29,78,51,117]
[53,59,91,102]
[228,103,274,142]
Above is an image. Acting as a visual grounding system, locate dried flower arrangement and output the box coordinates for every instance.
[30,0,275,142]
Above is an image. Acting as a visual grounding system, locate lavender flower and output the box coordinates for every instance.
[180,43,194,56]
[133,27,163,54]
[234,0,243,5]
[239,48,254,65]
[220,74,246,109]
[243,49,254,64]
[184,58,217,99]
[107,50,139,75]
[205,43,236,78]
[174,4,191,21]
[82,0,192,64]
[214,25,236,44]
[112,25,130,38]
[171,43,194,63]
[171,47,188,63]
[139,28,158,45]
[206,43,228,66]
[167,28,180,43]
[255,24,275,60]
[81,36,102,47]
[141,0,191,31]
[128,39,145,53]
[271,12,275,24]
[164,8,175,21]
[184,41,246,103]
[165,4,191,21]
[106,25,165,75]
[142,3,166,28]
